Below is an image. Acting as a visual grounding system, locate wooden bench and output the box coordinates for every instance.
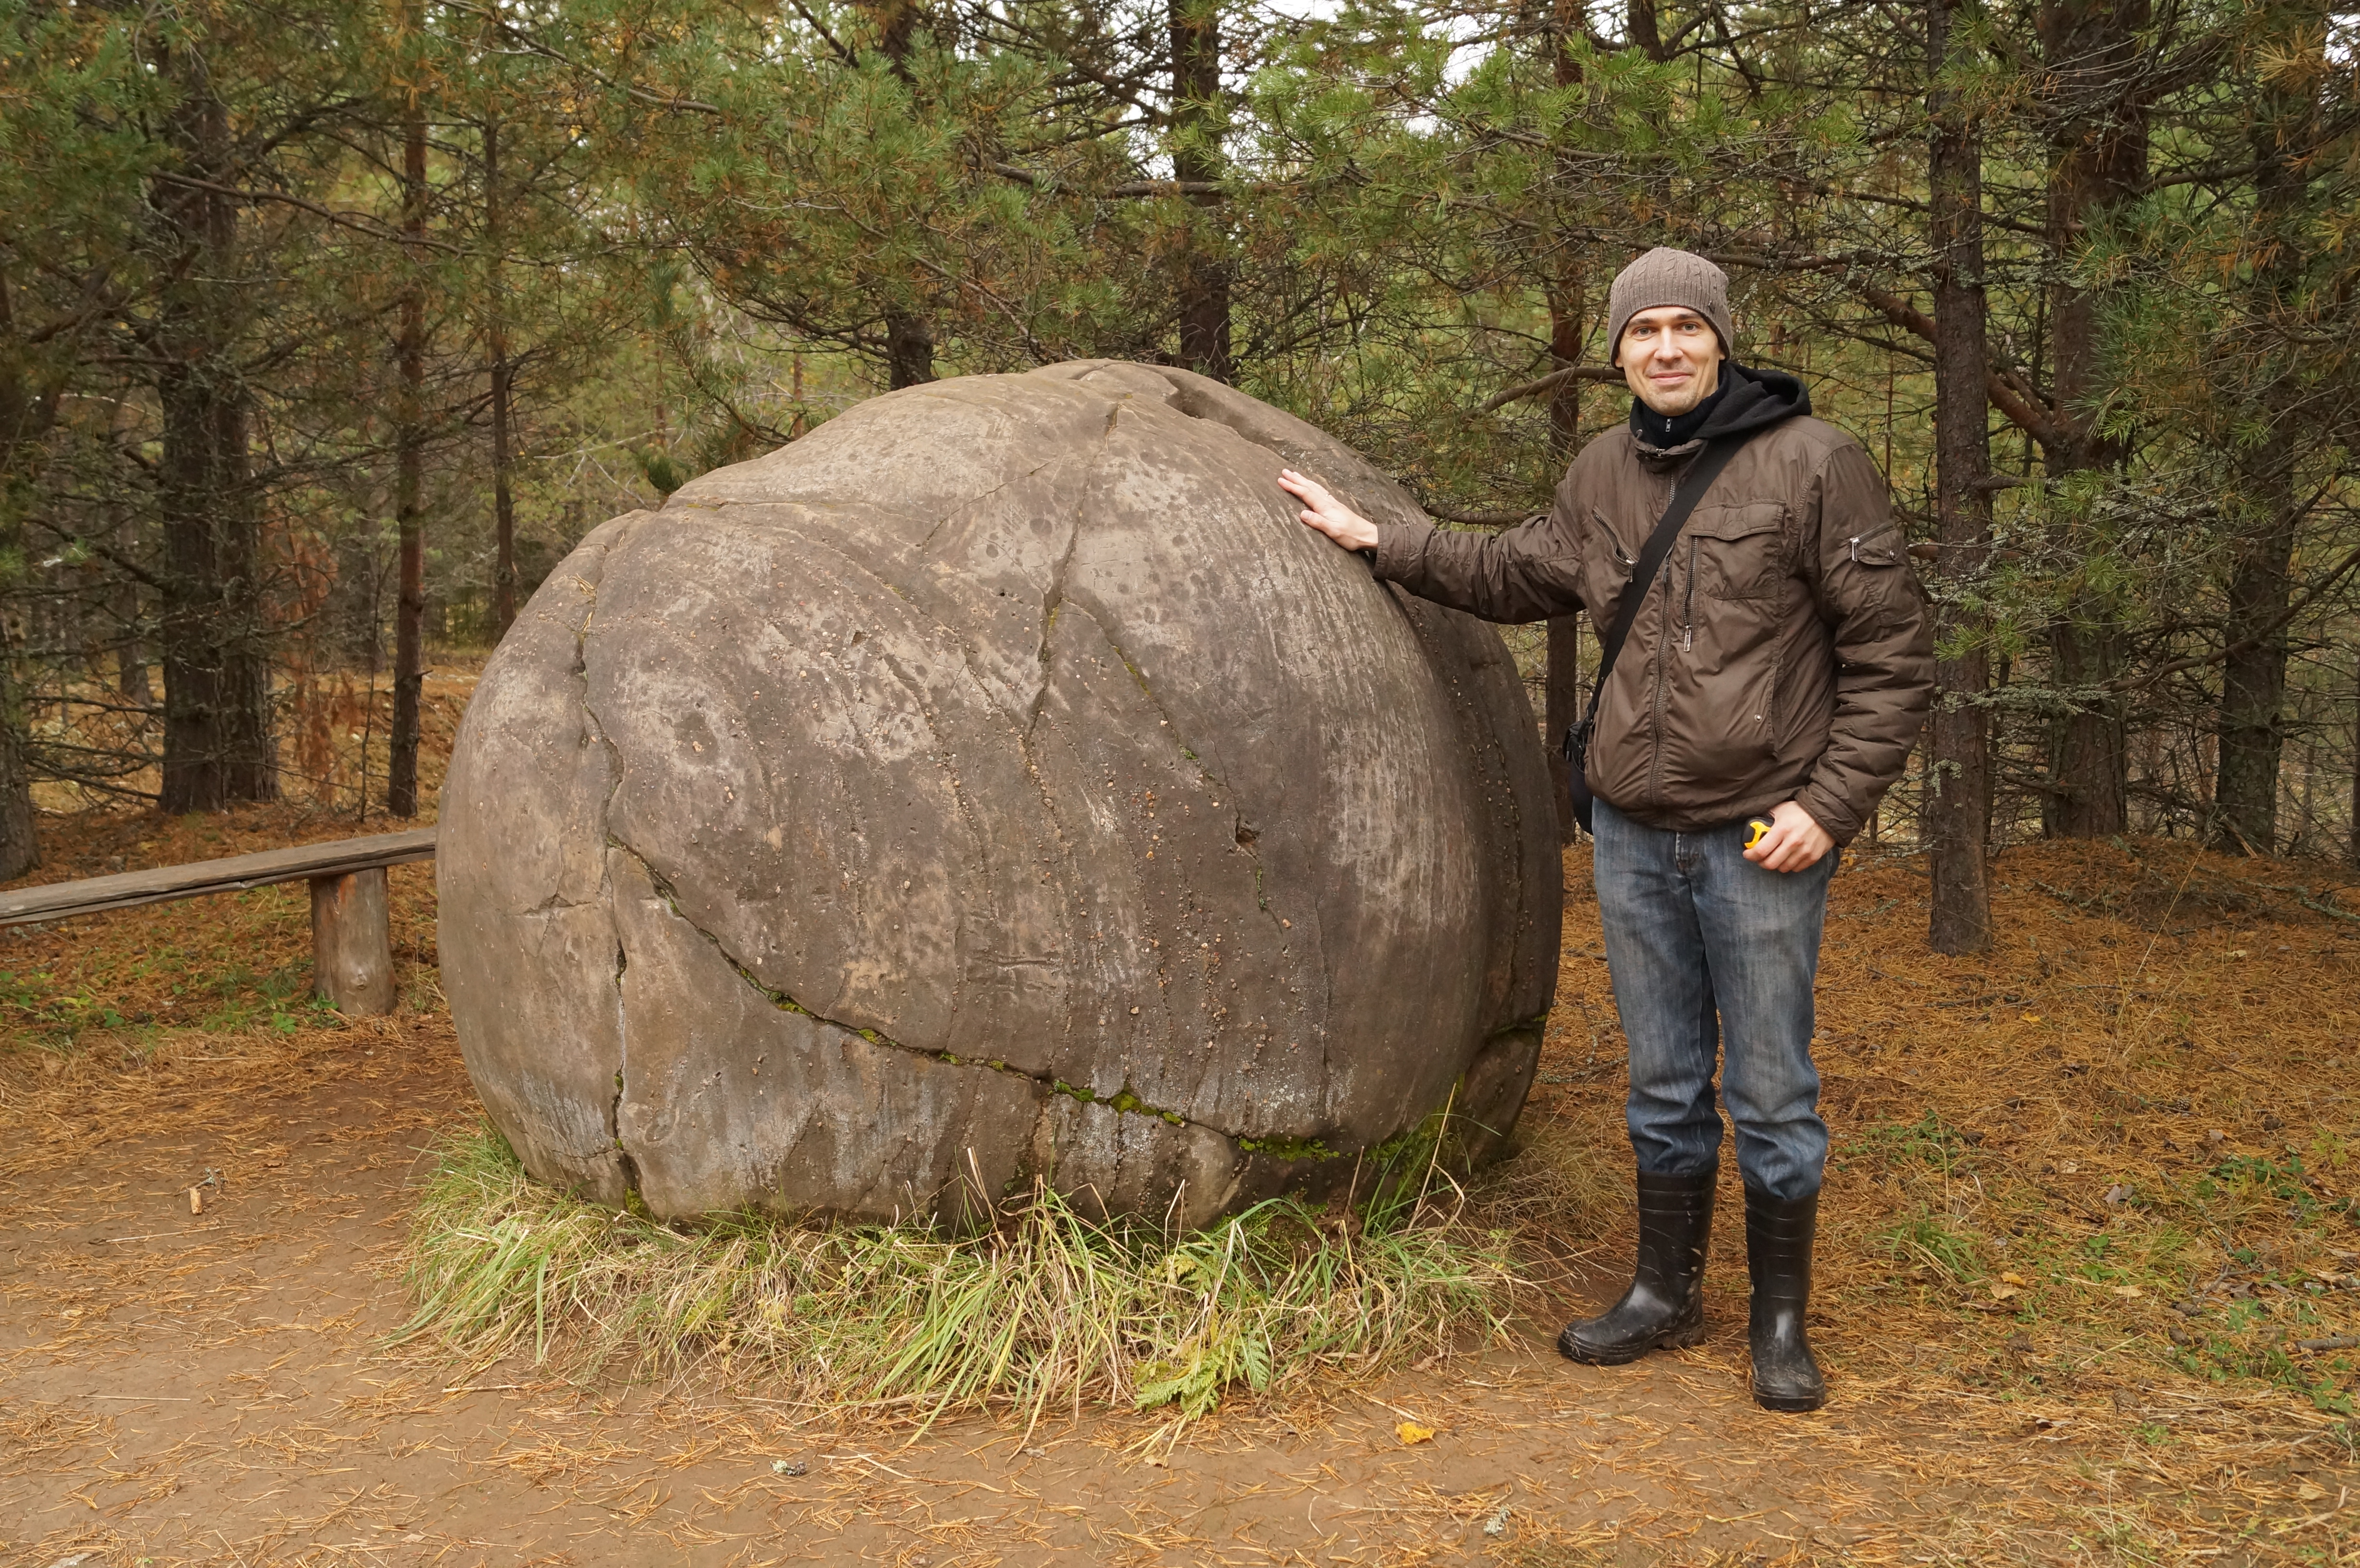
[0,828,439,1016]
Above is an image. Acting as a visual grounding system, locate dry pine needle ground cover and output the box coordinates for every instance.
[1,724,2357,1562]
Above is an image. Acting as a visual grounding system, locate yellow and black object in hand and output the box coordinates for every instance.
[1743,817,1774,852]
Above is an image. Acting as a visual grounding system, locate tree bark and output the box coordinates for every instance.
[871,3,937,390]
[2045,619,2125,834]
[486,113,519,637]
[885,310,935,388]
[2348,653,2360,867]
[0,658,34,881]
[2036,0,2148,838]
[154,64,276,815]
[387,56,428,819]
[2213,469,2298,854]
[1926,0,1992,954]
[1541,0,1587,843]
[0,271,49,874]
[113,512,149,703]
[2210,11,2318,856]
[1629,0,1667,59]
[1170,0,1231,381]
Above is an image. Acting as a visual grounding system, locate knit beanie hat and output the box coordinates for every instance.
[1607,247,1734,364]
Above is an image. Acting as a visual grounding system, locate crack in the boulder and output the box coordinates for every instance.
[915,455,1065,560]
[1070,608,1311,1089]
[1020,402,1121,746]
[601,836,1257,1144]
[566,517,648,1200]
[515,891,595,917]
[1081,614,1248,815]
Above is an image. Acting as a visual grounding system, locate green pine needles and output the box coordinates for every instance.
[396,1125,1517,1433]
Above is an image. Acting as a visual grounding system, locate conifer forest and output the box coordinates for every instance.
[3,0,2357,951]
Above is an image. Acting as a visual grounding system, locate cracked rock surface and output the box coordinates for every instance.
[438,362,1561,1227]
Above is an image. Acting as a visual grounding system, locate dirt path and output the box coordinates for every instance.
[7,825,2358,1564]
[0,1022,2233,1567]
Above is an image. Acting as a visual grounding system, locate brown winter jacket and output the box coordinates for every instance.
[1371,365,1934,844]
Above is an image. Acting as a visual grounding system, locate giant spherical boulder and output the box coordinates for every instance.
[439,361,1561,1228]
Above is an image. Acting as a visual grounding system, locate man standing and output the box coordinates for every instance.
[1277,247,1933,1412]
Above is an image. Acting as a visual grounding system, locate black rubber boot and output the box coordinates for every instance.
[1557,1168,1716,1365]
[1744,1186,1827,1411]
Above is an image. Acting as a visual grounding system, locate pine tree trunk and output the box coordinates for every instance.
[2046,619,2126,835]
[1540,269,1584,843]
[1170,0,1230,382]
[871,3,937,390]
[2348,654,2360,867]
[2037,0,2147,838]
[114,511,149,703]
[387,66,428,819]
[0,274,48,874]
[2211,16,2316,856]
[1540,0,1586,843]
[0,649,35,880]
[1926,0,1992,954]
[486,113,519,637]
[1629,0,1667,59]
[154,68,276,815]
[885,312,934,389]
[2215,482,2296,853]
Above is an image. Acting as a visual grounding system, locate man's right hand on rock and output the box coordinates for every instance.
[1278,468,1379,552]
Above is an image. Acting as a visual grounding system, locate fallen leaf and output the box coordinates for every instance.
[1396,1421,1435,1446]
[2022,1013,2042,1023]
[1990,1283,2020,1301]
[2001,1271,2027,1286]
[2114,1285,2143,1298]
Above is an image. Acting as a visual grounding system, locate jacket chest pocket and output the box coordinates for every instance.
[1689,502,1789,600]
[1587,506,1638,612]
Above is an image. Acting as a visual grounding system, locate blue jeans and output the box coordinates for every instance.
[1591,798,1836,1201]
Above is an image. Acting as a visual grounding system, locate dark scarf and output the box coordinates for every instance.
[1627,361,1812,451]
[1629,376,1730,448]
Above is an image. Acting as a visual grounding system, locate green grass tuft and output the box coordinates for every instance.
[397,1124,1517,1433]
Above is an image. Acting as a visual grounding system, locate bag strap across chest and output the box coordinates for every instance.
[1560,429,1761,831]
[1590,433,1751,706]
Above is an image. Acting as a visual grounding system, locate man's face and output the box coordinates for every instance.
[1618,306,1724,417]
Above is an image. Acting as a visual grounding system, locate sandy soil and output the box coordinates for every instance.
[3,1017,2010,1566]
[3,811,2355,1564]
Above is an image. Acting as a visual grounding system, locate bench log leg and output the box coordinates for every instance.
[310,868,396,1015]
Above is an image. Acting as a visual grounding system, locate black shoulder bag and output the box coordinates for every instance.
[1563,433,1755,834]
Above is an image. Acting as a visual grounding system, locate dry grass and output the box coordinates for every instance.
[397,1121,1518,1449]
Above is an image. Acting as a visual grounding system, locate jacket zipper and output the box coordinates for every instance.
[1682,536,1698,652]
[1645,474,1677,806]
[1647,568,1673,804]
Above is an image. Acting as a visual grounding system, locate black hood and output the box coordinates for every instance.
[1630,360,1810,454]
